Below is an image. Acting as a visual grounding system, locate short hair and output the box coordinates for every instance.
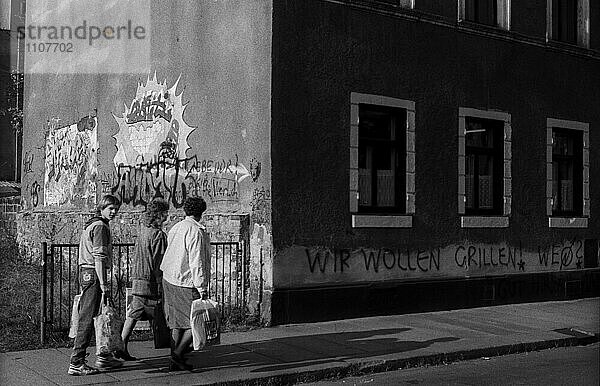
[143,198,169,227]
[183,197,206,217]
[96,194,121,213]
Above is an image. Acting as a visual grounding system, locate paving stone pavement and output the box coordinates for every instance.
[0,298,597,385]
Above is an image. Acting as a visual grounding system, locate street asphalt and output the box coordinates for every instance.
[0,298,598,385]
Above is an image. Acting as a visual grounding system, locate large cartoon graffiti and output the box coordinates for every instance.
[113,73,195,167]
[274,240,588,287]
[43,116,98,207]
[109,73,266,210]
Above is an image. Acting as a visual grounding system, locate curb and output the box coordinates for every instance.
[211,335,599,386]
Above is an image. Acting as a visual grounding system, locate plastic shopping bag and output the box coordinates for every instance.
[68,294,81,339]
[190,298,221,350]
[94,294,125,355]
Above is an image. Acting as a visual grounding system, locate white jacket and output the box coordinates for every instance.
[160,216,211,289]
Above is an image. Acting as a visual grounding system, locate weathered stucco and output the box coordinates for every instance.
[19,0,600,324]
[270,0,599,320]
[20,0,273,321]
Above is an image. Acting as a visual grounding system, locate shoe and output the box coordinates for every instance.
[68,362,99,376]
[169,354,192,371]
[95,355,123,371]
[115,350,137,361]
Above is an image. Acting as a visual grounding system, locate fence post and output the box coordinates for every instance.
[40,242,48,345]
[258,247,263,317]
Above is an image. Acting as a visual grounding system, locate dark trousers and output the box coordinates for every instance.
[70,267,102,365]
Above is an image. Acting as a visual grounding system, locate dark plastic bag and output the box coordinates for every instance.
[152,300,170,349]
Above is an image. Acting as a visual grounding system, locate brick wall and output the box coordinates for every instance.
[0,196,22,237]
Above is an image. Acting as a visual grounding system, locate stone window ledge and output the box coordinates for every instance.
[352,215,412,228]
[548,217,588,228]
[461,216,509,228]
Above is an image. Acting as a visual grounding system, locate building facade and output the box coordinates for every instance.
[20,0,600,324]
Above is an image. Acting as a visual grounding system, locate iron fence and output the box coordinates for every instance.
[40,240,248,344]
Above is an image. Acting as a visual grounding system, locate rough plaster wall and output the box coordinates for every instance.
[415,0,457,20]
[19,0,273,320]
[271,0,600,288]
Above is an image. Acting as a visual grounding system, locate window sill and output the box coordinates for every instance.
[458,19,509,33]
[461,216,508,228]
[352,214,412,228]
[548,217,588,228]
[546,39,589,51]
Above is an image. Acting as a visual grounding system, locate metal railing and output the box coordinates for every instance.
[40,240,248,344]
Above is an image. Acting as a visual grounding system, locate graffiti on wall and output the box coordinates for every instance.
[43,116,98,207]
[22,180,41,208]
[250,186,271,224]
[274,240,586,287]
[110,73,269,214]
[113,73,195,167]
[23,151,34,175]
[102,154,251,208]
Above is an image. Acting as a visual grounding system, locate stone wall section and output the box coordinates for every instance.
[0,196,21,237]
[16,210,249,263]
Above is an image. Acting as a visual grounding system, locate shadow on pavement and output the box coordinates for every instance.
[139,327,460,374]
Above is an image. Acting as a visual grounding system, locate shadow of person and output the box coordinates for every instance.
[178,327,460,374]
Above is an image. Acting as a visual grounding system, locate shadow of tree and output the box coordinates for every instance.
[141,327,460,374]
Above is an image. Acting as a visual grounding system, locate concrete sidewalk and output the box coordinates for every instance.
[1,298,598,385]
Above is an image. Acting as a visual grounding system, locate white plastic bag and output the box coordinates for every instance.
[190,298,221,350]
[94,294,125,355]
[68,294,81,339]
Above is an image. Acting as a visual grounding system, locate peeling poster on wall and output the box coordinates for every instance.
[112,73,195,167]
[43,116,98,207]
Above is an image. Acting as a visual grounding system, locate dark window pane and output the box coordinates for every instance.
[374,145,392,169]
[466,120,494,148]
[360,108,392,140]
[466,154,475,209]
[553,0,577,44]
[478,155,494,209]
[358,104,406,213]
[464,117,503,214]
[465,0,497,25]
[552,127,583,215]
[553,132,574,155]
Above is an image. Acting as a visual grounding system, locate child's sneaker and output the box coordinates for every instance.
[95,355,123,371]
[68,362,99,376]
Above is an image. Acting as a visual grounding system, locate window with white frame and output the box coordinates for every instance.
[458,0,511,30]
[546,118,589,228]
[350,93,415,228]
[546,0,590,47]
[458,108,511,228]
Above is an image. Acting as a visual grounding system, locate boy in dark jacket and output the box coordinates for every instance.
[68,194,123,376]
